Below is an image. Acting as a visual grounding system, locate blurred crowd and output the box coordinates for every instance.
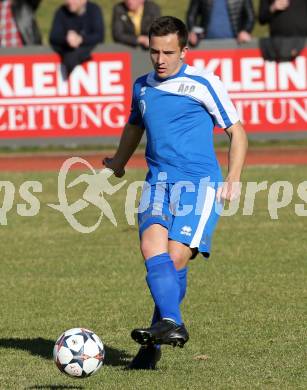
[0,0,306,72]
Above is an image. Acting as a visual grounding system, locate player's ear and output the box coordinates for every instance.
[180,46,188,61]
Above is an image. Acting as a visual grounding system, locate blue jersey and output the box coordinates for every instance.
[128,63,239,184]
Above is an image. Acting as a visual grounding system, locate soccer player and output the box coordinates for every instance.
[104,16,248,369]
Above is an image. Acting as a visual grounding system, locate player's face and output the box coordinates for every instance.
[149,33,188,79]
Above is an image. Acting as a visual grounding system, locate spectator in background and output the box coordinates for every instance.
[112,0,160,49]
[0,0,42,47]
[259,0,307,37]
[186,0,255,46]
[49,0,104,75]
[258,0,307,61]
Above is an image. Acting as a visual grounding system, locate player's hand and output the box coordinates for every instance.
[216,178,241,202]
[102,157,125,178]
[270,0,289,12]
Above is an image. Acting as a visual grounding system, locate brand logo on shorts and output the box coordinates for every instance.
[180,225,192,236]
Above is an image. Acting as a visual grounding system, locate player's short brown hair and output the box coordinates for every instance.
[149,16,188,50]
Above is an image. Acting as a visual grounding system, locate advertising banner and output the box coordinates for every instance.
[187,48,307,132]
[0,52,131,138]
[0,47,306,139]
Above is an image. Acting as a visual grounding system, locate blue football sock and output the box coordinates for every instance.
[151,266,188,325]
[145,253,182,325]
[177,266,188,302]
[151,306,160,326]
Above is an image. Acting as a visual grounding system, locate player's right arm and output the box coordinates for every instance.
[103,123,144,177]
[103,78,146,177]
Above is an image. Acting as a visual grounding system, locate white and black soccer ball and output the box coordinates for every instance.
[53,328,105,378]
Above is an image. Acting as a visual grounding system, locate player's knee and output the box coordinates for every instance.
[140,225,168,260]
[140,237,165,260]
[169,250,188,270]
[140,238,151,259]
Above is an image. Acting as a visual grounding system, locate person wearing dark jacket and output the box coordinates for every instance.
[0,0,42,47]
[186,0,255,46]
[259,0,307,37]
[49,0,104,75]
[112,0,160,49]
[258,0,307,62]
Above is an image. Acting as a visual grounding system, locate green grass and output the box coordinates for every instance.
[0,165,306,389]
[1,138,307,155]
[37,0,267,44]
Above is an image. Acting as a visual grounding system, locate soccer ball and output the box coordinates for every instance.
[53,328,105,378]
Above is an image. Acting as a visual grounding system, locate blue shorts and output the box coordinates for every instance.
[138,179,222,258]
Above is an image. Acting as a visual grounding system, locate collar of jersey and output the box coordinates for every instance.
[153,63,187,82]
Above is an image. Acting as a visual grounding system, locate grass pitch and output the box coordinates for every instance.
[0,165,306,389]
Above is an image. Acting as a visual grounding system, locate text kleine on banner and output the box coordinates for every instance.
[0,52,131,138]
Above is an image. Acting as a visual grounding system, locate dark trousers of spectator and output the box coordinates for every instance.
[52,45,95,76]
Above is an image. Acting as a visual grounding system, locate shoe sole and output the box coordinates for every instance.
[131,329,187,348]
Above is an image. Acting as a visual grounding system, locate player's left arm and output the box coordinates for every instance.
[202,73,248,202]
[217,121,248,202]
